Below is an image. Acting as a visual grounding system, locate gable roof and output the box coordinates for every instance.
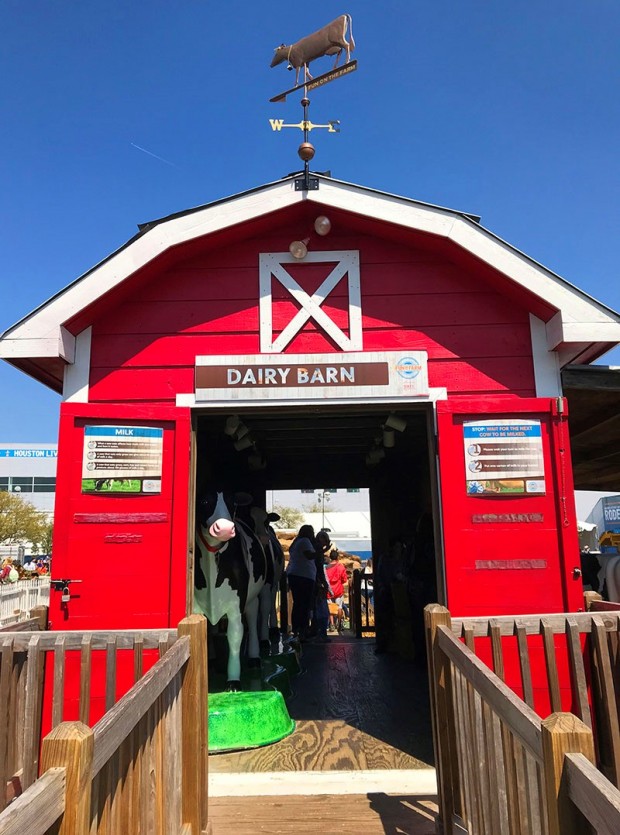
[2,172,619,392]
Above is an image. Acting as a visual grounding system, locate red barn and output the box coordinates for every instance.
[2,174,620,636]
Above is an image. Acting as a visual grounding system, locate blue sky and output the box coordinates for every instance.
[1,1,619,442]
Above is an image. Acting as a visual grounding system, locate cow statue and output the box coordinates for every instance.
[250,508,285,649]
[194,491,267,690]
[270,14,355,87]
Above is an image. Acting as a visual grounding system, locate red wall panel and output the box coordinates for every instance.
[88,221,536,404]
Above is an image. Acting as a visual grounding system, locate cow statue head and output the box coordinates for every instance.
[197,490,255,546]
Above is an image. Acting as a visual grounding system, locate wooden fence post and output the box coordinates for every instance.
[583,591,603,612]
[424,604,459,835]
[352,569,362,639]
[583,591,603,611]
[541,712,596,835]
[29,605,49,631]
[40,721,93,835]
[178,614,208,835]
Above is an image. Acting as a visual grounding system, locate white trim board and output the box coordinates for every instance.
[176,388,448,409]
[63,327,91,403]
[259,250,361,353]
[208,768,438,797]
[530,315,562,397]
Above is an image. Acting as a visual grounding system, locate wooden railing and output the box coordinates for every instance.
[0,616,178,807]
[0,615,207,835]
[0,614,208,835]
[425,604,620,835]
[350,569,375,638]
[0,607,48,807]
[450,606,620,788]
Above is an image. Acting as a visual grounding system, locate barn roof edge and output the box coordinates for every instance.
[0,173,619,378]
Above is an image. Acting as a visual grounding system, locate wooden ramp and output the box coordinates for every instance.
[209,793,438,834]
[209,637,438,832]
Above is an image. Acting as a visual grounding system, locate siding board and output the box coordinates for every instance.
[89,324,533,369]
[88,357,534,401]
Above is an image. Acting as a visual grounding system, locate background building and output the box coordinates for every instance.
[0,443,57,559]
[587,495,620,556]
[0,444,58,516]
[268,488,372,560]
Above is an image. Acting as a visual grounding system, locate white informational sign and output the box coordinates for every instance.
[81,426,163,494]
[195,351,429,403]
[463,419,546,496]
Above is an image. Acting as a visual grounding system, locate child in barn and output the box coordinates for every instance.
[326,548,348,632]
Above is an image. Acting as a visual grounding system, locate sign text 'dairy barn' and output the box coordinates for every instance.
[195,351,428,403]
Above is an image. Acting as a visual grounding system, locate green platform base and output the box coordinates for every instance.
[208,690,295,753]
[208,644,302,698]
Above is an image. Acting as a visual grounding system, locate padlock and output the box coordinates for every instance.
[61,586,70,603]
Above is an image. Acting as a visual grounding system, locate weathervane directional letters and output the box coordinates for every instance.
[269,119,340,133]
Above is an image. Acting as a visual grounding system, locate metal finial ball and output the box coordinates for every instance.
[298,142,315,161]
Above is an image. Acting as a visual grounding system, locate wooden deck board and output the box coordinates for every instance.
[209,793,438,834]
[209,637,434,774]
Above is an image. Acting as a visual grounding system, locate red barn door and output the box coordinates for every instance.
[44,403,191,727]
[437,397,582,619]
[50,403,191,632]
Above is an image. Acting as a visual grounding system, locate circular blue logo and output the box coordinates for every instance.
[395,357,421,380]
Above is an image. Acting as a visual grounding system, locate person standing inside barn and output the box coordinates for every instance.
[311,530,334,642]
[326,547,348,632]
[286,524,320,641]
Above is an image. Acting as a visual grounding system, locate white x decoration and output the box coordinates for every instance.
[258,250,362,353]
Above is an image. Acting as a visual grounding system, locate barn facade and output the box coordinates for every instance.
[2,173,620,634]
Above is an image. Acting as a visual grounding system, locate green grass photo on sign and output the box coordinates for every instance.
[81,478,142,494]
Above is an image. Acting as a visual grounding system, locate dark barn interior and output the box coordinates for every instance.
[195,406,439,775]
[562,365,620,492]
[194,404,438,567]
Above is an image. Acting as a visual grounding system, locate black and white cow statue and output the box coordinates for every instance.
[250,508,285,648]
[194,491,267,690]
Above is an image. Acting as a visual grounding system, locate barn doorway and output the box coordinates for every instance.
[192,404,441,775]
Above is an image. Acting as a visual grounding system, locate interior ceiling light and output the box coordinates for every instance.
[314,215,331,236]
[383,428,395,448]
[289,238,309,260]
[366,447,386,466]
[385,413,407,433]
[224,415,241,436]
[234,422,250,441]
[233,435,254,452]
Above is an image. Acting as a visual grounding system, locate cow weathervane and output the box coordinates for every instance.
[269,14,357,190]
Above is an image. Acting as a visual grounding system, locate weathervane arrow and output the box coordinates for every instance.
[269,62,357,104]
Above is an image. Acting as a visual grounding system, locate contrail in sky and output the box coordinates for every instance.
[130,142,178,167]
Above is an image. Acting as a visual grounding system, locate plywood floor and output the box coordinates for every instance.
[209,793,439,834]
[209,636,435,773]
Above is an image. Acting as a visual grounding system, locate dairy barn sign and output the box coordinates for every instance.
[195,351,428,402]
